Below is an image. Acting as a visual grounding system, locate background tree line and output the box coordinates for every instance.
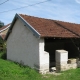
[0,21,6,59]
[0,21,4,28]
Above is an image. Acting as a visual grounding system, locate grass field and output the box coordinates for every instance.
[0,59,80,80]
[0,41,80,80]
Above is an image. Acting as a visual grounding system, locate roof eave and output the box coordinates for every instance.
[5,14,18,40]
[41,36,79,39]
[0,25,10,33]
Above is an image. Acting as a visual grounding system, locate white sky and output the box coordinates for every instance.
[0,0,80,25]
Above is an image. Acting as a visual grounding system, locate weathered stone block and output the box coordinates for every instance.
[55,50,68,72]
[77,61,80,68]
[68,59,77,64]
[67,63,77,69]
[56,62,68,72]
[56,50,68,63]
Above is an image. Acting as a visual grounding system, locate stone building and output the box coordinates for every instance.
[5,13,80,73]
[0,24,10,40]
[0,24,10,51]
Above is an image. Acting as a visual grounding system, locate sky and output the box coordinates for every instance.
[0,0,80,25]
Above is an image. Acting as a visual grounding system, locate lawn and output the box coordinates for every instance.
[0,58,80,80]
[0,59,42,80]
[0,50,80,80]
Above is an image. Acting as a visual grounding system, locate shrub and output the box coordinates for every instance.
[0,38,7,59]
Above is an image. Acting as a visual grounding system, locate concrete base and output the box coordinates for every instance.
[39,51,49,74]
[55,50,68,72]
[77,61,80,67]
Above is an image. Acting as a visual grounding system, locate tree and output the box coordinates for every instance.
[0,21,4,28]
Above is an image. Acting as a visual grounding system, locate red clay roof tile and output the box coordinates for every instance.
[20,14,80,38]
[0,23,10,30]
[0,23,10,40]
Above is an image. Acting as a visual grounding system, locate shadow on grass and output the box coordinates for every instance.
[0,51,7,60]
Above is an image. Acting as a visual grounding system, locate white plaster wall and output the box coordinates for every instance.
[39,39,49,72]
[7,19,40,69]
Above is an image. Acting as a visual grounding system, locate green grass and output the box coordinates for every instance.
[0,59,42,80]
[0,52,80,80]
[47,69,80,80]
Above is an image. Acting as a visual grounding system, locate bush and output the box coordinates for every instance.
[0,51,7,59]
[0,38,7,59]
[1,52,7,59]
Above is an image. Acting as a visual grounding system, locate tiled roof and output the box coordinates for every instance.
[0,23,10,31]
[20,14,80,38]
[0,23,10,40]
[55,21,80,37]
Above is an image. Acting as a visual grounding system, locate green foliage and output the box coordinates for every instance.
[0,21,4,28]
[0,59,42,80]
[0,38,7,59]
[0,58,80,80]
[0,52,6,59]
[0,38,3,46]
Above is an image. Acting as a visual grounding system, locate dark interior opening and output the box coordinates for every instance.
[44,38,80,68]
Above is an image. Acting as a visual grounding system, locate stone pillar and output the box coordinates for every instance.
[39,39,49,73]
[39,51,49,73]
[77,61,80,68]
[55,50,68,72]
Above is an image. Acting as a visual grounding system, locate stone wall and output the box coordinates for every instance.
[77,61,80,67]
[56,50,68,72]
[55,50,80,72]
